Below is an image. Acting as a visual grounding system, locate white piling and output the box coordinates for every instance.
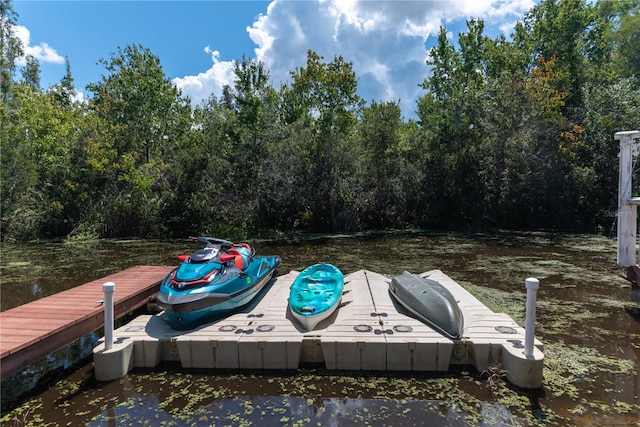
[524,278,539,358]
[615,131,640,267]
[103,282,115,350]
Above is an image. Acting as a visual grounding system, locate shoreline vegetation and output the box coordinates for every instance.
[2,0,640,243]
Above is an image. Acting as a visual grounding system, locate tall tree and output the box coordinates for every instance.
[51,56,78,107]
[1,84,83,239]
[20,54,40,89]
[234,55,273,140]
[285,50,362,230]
[615,9,640,79]
[524,0,592,110]
[0,0,22,102]
[355,101,404,228]
[418,21,490,227]
[232,56,278,197]
[87,44,187,165]
[84,44,192,237]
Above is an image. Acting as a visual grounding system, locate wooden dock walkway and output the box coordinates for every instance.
[0,265,174,379]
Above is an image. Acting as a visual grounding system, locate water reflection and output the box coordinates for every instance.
[57,368,527,426]
[86,395,473,426]
[30,282,43,297]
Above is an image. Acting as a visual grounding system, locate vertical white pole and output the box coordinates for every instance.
[615,131,640,267]
[103,282,115,350]
[524,278,539,358]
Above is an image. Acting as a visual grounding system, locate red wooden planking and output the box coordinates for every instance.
[1,309,91,319]
[1,318,71,330]
[22,302,100,309]
[0,330,47,341]
[0,265,174,378]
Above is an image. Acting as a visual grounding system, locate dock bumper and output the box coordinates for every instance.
[93,339,134,382]
[502,341,544,389]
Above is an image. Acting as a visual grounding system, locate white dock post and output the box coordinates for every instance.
[524,278,539,358]
[502,276,544,388]
[615,131,640,302]
[103,282,115,350]
[615,131,640,268]
[94,280,135,381]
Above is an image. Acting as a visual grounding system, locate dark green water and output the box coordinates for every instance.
[1,232,639,426]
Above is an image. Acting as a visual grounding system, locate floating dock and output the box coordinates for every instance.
[94,269,544,388]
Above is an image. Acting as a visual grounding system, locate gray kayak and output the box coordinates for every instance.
[389,271,464,340]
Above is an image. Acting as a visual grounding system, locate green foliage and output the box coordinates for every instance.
[0,0,23,103]
[283,50,363,231]
[351,101,407,229]
[3,1,640,241]
[615,11,640,79]
[1,84,82,239]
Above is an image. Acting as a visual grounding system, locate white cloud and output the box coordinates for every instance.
[13,25,64,66]
[177,0,534,118]
[172,48,237,107]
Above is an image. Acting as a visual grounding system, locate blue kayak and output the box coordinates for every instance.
[289,263,344,330]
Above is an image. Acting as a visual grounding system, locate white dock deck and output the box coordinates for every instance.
[94,269,544,388]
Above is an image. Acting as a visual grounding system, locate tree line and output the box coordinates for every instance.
[1,0,639,242]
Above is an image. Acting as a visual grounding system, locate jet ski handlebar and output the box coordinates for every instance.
[189,236,234,250]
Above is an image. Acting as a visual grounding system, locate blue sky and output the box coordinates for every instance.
[13,0,536,120]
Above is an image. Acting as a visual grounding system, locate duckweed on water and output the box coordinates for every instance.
[2,233,639,425]
[3,342,637,426]
[3,369,522,425]
[458,280,526,321]
[544,342,636,399]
